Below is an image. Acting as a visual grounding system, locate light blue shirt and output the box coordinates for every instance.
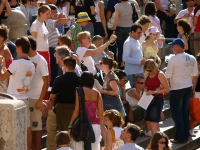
[123,36,143,75]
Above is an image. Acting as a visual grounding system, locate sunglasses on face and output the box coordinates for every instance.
[137,82,144,85]
[121,79,128,83]
[146,69,152,72]
[158,141,167,145]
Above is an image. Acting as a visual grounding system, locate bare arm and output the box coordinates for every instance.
[70,5,75,14]
[97,92,104,124]
[128,89,141,100]
[69,91,79,126]
[113,7,119,33]
[99,2,108,38]
[31,32,37,39]
[192,76,198,96]
[0,3,4,15]
[181,34,189,51]
[4,0,12,17]
[106,11,112,22]
[56,18,75,27]
[0,70,10,81]
[194,16,198,26]
[49,94,56,110]
[98,80,119,95]
[90,6,97,15]
[35,75,49,109]
[104,130,112,150]
[154,0,171,17]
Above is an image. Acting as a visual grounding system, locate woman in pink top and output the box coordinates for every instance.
[69,71,104,150]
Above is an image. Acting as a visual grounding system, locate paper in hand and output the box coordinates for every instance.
[137,91,154,110]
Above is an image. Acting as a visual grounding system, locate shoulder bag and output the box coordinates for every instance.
[131,3,139,23]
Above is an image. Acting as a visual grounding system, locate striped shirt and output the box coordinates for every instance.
[45,19,59,48]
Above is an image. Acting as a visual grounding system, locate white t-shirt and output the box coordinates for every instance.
[175,8,195,33]
[76,47,97,75]
[30,20,49,51]
[28,53,49,99]
[7,59,35,99]
[126,88,140,111]
[118,143,144,150]
[113,127,123,140]
[165,53,198,90]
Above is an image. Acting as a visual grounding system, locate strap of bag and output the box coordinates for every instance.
[130,3,139,22]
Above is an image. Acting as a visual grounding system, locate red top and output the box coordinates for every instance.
[85,100,100,124]
[145,70,164,97]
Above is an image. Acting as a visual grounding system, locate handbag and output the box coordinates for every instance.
[189,97,200,121]
[169,4,176,16]
[107,12,115,30]
[131,3,139,23]
[71,87,95,143]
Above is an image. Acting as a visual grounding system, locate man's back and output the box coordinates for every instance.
[118,143,144,150]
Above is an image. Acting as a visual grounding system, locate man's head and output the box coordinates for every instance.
[15,36,31,56]
[92,35,103,48]
[168,38,185,54]
[186,0,195,7]
[54,46,71,66]
[58,34,72,47]
[48,4,58,20]
[130,23,142,40]
[27,36,36,51]
[120,123,141,143]
[63,56,76,71]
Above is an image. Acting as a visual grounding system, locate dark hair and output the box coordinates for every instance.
[81,71,94,89]
[144,2,157,16]
[21,0,30,4]
[103,109,124,127]
[92,35,103,42]
[130,23,142,32]
[15,36,31,54]
[56,131,70,146]
[58,34,72,47]
[196,53,200,62]
[0,24,9,41]
[48,4,57,10]
[127,123,141,141]
[63,56,76,70]
[136,15,151,26]
[147,131,171,150]
[27,36,36,51]
[114,69,127,80]
[177,19,191,34]
[102,56,113,69]
[56,0,70,8]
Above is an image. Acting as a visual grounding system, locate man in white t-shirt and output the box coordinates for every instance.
[27,36,49,150]
[175,0,195,54]
[0,36,35,150]
[165,38,198,143]
[119,123,144,150]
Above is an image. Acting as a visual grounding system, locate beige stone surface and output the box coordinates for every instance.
[0,100,27,150]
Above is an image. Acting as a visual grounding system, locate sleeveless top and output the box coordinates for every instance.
[143,46,158,60]
[178,33,193,55]
[126,88,140,111]
[85,99,100,124]
[145,70,164,97]
[110,127,124,150]
[94,0,101,22]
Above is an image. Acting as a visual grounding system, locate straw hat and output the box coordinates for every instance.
[76,12,91,23]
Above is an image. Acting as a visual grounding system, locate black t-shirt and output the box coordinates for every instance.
[71,0,96,23]
[51,72,81,104]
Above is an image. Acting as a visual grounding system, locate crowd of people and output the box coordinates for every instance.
[0,0,200,150]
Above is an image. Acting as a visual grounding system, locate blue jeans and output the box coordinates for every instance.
[116,26,131,64]
[169,86,192,142]
[82,23,94,38]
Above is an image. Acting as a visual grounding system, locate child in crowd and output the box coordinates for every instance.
[142,26,161,66]
[104,109,124,150]
[0,24,13,68]
[147,131,171,150]
[177,18,192,55]
[56,131,72,150]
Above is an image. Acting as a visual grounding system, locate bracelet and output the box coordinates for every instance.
[68,125,72,129]
[163,10,166,13]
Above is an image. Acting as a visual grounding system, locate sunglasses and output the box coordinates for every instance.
[158,141,167,145]
[121,79,128,83]
[85,37,91,40]
[146,69,152,72]
[137,82,144,84]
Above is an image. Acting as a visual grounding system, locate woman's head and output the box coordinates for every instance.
[38,5,51,20]
[143,59,158,75]
[81,71,94,89]
[0,24,9,42]
[103,109,124,127]
[77,31,91,47]
[114,69,127,87]
[132,75,145,88]
[145,26,160,41]
[177,19,191,34]
[100,56,114,70]
[56,131,70,147]
[136,15,151,32]
[148,131,171,150]
[145,1,157,16]
[58,34,72,47]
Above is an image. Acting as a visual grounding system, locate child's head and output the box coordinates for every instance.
[15,36,31,55]
[0,24,9,42]
[92,35,103,48]
[58,34,72,47]
[177,19,191,35]
[27,36,37,51]
[56,131,70,147]
[114,69,127,87]
[196,53,200,72]
[48,4,58,20]
[103,109,124,128]
[145,26,159,41]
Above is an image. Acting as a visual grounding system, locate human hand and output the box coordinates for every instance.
[58,13,66,18]
[68,129,72,137]
[108,51,114,58]
[70,18,76,22]
[109,34,117,43]
[104,31,108,39]
[146,90,155,95]
[183,13,190,18]
[140,59,146,65]
[160,112,165,121]
[165,11,172,17]
[35,99,43,110]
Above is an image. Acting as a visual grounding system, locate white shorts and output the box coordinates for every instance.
[29,99,42,131]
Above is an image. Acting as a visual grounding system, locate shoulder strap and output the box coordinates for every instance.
[109,128,116,142]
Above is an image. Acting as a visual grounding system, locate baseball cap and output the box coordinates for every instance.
[168,38,185,47]
[148,26,159,35]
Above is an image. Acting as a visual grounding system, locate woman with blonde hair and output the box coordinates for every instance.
[147,131,172,150]
[144,59,170,136]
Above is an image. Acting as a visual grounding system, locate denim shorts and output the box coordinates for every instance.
[145,97,164,122]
